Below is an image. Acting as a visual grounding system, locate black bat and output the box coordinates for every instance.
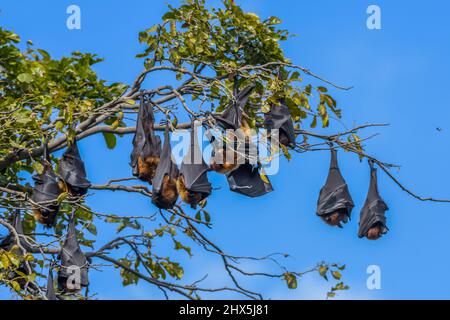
[31,144,61,227]
[0,210,31,251]
[316,147,354,228]
[214,84,255,130]
[46,267,58,300]
[57,216,89,293]
[58,139,91,196]
[264,99,296,148]
[177,124,212,208]
[151,126,180,209]
[130,94,162,183]
[226,163,273,197]
[358,161,389,240]
[0,211,37,292]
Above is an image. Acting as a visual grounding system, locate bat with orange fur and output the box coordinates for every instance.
[316,146,354,228]
[177,124,212,209]
[58,139,91,196]
[130,94,161,184]
[358,161,389,240]
[31,144,62,227]
[152,126,180,209]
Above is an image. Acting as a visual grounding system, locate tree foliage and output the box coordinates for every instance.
[2,0,426,300]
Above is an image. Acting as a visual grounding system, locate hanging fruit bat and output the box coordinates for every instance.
[316,146,354,228]
[58,139,91,197]
[210,82,255,174]
[209,130,240,174]
[226,163,273,197]
[214,84,255,130]
[57,216,89,293]
[264,99,296,148]
[358,162,389,240]
[0,211,37,292]
[46,267,58,300]
[151,126,180,209]
[31,145,62,227]
[177,124,212,208]
[0,210,31,251]
[130,94,162,184]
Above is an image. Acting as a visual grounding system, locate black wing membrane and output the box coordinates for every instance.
[0,210,31,252]
[264,99,296,148]
[58,216,89,292]
[58,140,91,196]
[46,267,58,300]
[316,147,354,220]
[31,145,61,227]
[0,211,38,292]
[130,95,161,183]
[152,126,180,209]
[226,163,273,197]
[179,125,212,207]
[214,84,255,130]
[358,162,389,238]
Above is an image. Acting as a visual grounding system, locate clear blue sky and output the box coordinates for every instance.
[2,0,450,300]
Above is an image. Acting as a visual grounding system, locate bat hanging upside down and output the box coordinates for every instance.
[176,175,204,209]
[321,208,349,228]
[365,222,383,240]
[152,175,179,209]
[137,155,160,183]
[209,146,239,174]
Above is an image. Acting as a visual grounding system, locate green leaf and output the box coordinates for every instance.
[332,271,342,280]
[57,192,68,204]
[32,161,44,175]
[310,116,317,128]
[17,73,33,83]
[283,272,297,289]
[102,132,117,149]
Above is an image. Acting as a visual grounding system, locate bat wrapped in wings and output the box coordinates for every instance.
[358,161,389,240]
[57,216,89,293]
[151,126,180,210]
[0,211,37,292]
[210,83,255,174]
[31,144,62,227]
[316,146,354,228]
[177,124,212,208]
[213,83,255,130]
[0,210,31,251]
[58,139,91,196]
[226,163,273,198]
[264,99,296,148]
[46,267,58,300]
[130,94,161,183]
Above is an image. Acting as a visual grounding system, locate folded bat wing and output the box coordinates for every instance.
[358,164,389,238]
[58,140,91,194]
[179,126,212,196]
[152,126,180,209]
[31,162,61,227]
[226,164,273,197]
[264,99,296,148]
[130,96,162,177]
[58,216,89,289]
[316,148,354,218]
[46,268,58,300]
[0,211,31,252]
[214,84,255,130]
